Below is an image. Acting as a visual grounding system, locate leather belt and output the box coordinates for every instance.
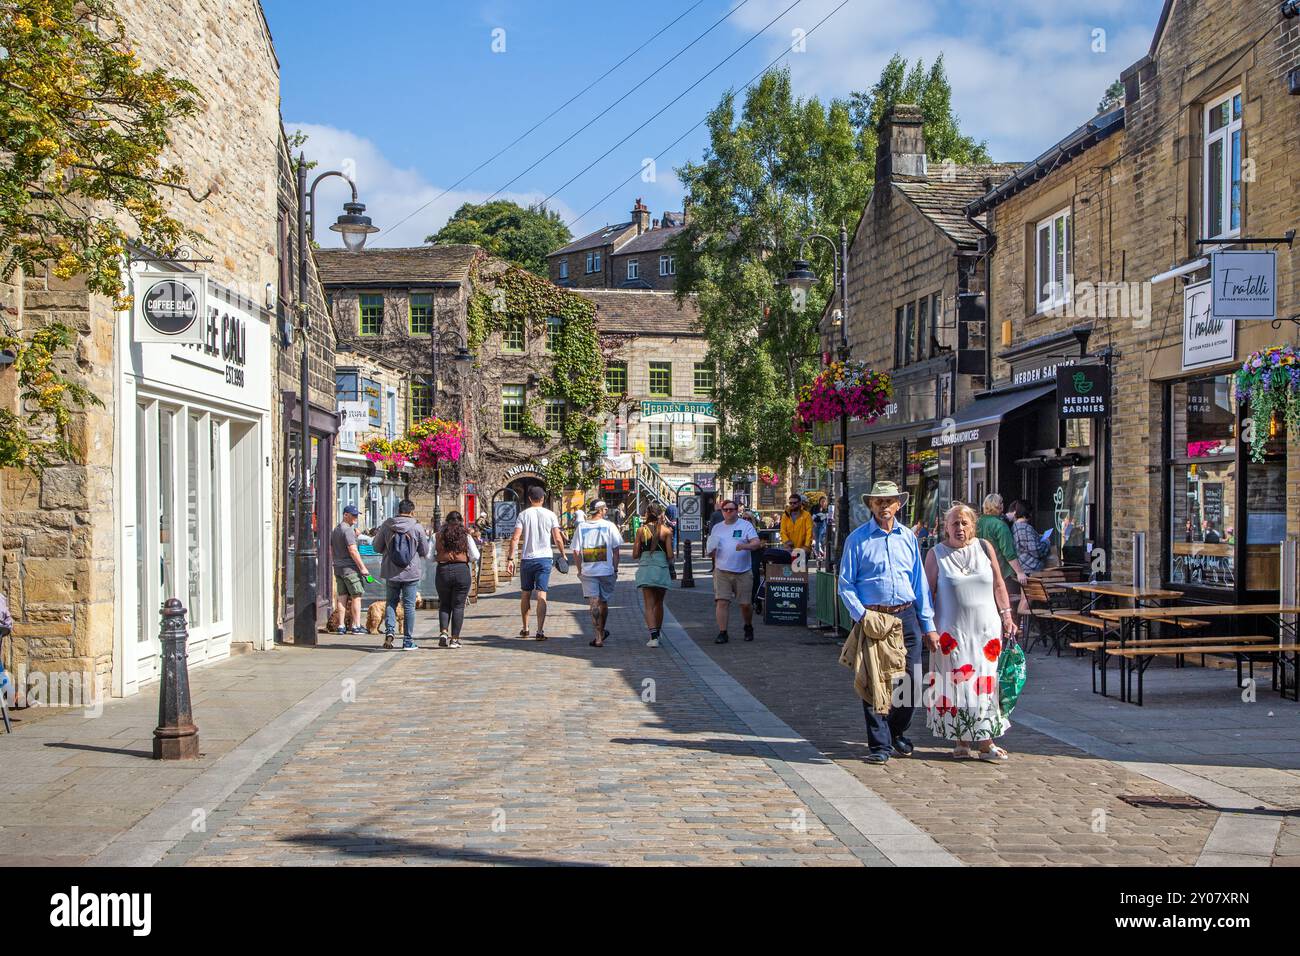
[866,602,911,614]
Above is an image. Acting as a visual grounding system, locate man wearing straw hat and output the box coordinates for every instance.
[837,480,938,765]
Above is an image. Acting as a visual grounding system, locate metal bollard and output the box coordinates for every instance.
[681,541,695,588]
[153,598,200,760]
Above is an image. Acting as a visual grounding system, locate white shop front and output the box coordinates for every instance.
[113,263,274,697]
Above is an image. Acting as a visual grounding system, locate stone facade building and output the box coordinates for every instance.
[2,0,286,701]
[835,103,1018,538]
[971,0,1300,600]
[548,199,686,292]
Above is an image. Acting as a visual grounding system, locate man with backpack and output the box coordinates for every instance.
[373,499,430,650]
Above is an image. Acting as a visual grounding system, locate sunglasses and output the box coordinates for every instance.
[722,506,737,512]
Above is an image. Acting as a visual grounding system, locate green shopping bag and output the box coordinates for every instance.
[998,637,1027,716]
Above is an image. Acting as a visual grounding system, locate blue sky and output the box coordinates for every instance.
[265,0,1165,250]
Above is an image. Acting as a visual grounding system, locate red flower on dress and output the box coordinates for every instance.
[953,664,976,684]
[983,639,1002,662]
[939,632,958,655]
[936,697,957,717]
[975,675,997,696]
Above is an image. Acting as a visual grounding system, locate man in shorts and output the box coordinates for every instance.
[704,499,763,644]
[506,485,567,641]
[330,505,370,634]
[572,500,622,647]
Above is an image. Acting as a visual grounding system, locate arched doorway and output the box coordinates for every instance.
[507,475,548,508]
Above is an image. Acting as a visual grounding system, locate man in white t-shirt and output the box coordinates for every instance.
[705,499,763,644]
[506,485,566,641]
[571,500,622,647]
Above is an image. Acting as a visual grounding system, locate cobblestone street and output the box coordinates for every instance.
[2,550,1297,867]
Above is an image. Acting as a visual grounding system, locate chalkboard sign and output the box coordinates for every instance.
[764,577,808,626]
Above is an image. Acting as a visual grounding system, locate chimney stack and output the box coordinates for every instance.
[876,104,927,184]
[632,198,651,235]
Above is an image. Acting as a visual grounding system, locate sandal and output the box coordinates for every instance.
[978,744,1010,761]
[535,632,547,642]
[519,627,529,638]
[589,638,604,647]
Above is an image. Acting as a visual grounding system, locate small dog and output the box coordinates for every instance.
[325,608,343,633]
[364,594,422,634]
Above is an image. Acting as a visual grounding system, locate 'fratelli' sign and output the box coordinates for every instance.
[1212,250,1275,320]
[1182,278,1234,371]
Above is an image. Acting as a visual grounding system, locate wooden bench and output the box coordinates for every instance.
[1110,640,1290,706]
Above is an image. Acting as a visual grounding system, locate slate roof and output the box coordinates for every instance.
[893,163,1022,247]
[615,224,685,256]
[573,289,700,336]
[551,221,635,256]
[315,245,478,285]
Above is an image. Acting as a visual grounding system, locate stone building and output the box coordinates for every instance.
[334,353,414,533]
[972,0,1300,601]
[548,199,686,292]
[836,103,1018,539]
[2,0,284,701]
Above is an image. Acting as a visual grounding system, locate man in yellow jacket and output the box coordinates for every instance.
[779,494,812,553]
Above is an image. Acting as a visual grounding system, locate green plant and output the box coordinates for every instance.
[0,322,103,471]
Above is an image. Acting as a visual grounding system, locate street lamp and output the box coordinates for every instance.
[294,157,378,647]
[427,324,473,529]
[784,223,851,572]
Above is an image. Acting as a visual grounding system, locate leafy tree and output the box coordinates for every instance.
[673,60,990,479]
[286,128,318,174]
[1097,78,1124,114]
[848,54,990,166]
[427,200,571,277]
[0,0,202,303]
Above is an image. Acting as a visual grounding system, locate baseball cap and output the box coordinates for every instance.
[591,499,608,512]
[343,505,360,516]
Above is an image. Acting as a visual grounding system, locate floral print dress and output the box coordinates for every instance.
[925,541,1009,742]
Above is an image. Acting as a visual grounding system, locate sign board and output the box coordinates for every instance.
[763,566,808,626]
[493,501,517,538]
[734,492,749,508]
[339,401,369,433]
[134,271,206,344]
[1202,481,1224,530]
[832,444,844,466]
[694,473,717,492]
[1212,250,1275,319]
[679,495,702,533]
[464,481,477,495]
[673,429,695,448]
[639,400,717,423]
[600,478,634,493]
[1182,278,1234,370]
[1056,365,1109,419]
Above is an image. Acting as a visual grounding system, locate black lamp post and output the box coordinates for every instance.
[785,223,850,572]
[294,157,379,647]
[426,324,473,530]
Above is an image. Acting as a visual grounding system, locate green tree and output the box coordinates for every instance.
[1097,78,1124,114]
[427,200,571,277]
[848,54,990,166]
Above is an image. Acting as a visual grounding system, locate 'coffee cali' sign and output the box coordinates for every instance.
[1212,250,1275,320]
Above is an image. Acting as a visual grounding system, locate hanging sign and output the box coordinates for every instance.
[134,271,206,343]
[339,401,369,433]
[1212,250,1275,319]
[1182,279,1234,370]
[1056,365,1109,418]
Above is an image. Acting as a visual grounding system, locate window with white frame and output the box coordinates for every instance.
[1035,208,1071,311]
[659,254,675,276]
[1203,89,1243,241]
[558,258,569,280]
[627,259,639,281]
[586,251,601,274]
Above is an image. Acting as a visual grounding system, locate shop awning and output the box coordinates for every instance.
[918,384,1056,447]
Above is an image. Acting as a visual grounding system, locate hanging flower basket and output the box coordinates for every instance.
[1235,346,1300,462]
[407,417,464,468]
[795,362,891,427]
[359,435,418,470]
[757,465,780,486]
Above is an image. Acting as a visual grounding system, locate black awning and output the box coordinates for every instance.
[919,383,1056,447]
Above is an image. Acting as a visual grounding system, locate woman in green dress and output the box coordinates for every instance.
[633,503,674,647]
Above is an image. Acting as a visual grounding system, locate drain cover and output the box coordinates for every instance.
[1119,794,1212,810]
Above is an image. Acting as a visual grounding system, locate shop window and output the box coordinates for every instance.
[1203,89,1242,241]
[1167,375,1236,588]
[501,384,525,432]
[1035,209,1071,311]
[696,424,717,461]
[649,423,671,459]
[693,363,715,396]
[546,315,562,352]
[1244,413,1286,591]
[905,445,941,548]
[359,294,383,336]
[605,362,627,394]
[502,315,525,352]
[649,361,672,397]
[409,294,433,335]
[1064,417,1092,449]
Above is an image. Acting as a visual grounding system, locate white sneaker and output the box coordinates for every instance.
[438,632,449,648]
[448,638,462,649]
[646,636,659,648]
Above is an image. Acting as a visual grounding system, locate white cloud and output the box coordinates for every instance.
[286,122,579,249]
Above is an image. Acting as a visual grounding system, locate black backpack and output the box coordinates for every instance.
[388,527,417,570]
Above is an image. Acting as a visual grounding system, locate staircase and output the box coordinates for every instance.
[634,461,675,509]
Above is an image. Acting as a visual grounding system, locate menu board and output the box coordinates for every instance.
[764,571,808,626]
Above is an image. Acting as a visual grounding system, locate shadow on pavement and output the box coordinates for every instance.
[276,831,599,866]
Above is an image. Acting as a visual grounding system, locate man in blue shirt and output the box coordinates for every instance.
[837,481,938,765]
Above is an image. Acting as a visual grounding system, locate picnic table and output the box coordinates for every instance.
[1059,581,1181,613]
[1091,604,1300,705]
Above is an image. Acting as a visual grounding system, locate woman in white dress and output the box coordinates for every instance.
[924,503,1019,760]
